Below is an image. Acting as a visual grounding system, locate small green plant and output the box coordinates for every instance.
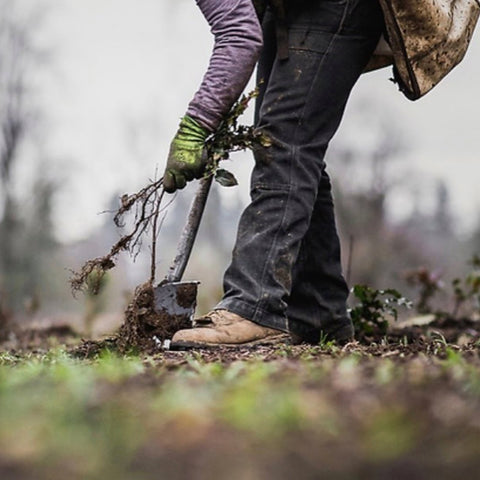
[404,267,443,314]
[349,285,412,337]
[318,331,336,349]
[428,331,454,357]
[315,332,339,354]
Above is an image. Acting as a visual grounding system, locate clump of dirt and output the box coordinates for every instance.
[173,282,198,309]
[70,281,194,357]
[115,282,158,354]
[115,281,191,354]
[69,337,119,359]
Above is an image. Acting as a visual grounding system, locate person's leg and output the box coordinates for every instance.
[254,13,351,342]
[287,169,351,343]
[216,0,385,335]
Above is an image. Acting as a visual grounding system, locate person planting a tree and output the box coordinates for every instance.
[164,0,479,348]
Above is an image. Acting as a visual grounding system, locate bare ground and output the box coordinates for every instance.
[0,315,479,480]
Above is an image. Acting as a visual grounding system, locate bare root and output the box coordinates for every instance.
[70,179,167,294]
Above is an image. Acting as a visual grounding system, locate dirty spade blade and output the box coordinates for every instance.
[149,281,199,328]
[150,176,213,337]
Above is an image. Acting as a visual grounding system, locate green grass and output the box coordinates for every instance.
[0,347,479,479]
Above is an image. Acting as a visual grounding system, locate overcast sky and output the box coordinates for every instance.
[26,0,480,241]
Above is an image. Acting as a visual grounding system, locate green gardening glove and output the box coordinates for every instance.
[163,115,210,193]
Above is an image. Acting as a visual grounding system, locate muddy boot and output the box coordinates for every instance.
[170,309,287,349]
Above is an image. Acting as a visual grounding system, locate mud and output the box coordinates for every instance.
[0,281,195,356]
[2,289,479,362]
[68,315,480,363]
[379,0,479,98]
[150,282,197,328]
[174,283,198,309]
[115,281,192,354]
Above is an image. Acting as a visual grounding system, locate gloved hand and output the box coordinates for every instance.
[163,115,210,193]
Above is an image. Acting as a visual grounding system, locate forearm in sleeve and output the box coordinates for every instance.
[187,0,263,131]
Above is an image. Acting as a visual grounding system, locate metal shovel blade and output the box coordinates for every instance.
[148,281,199,328]
[148,176,213,332]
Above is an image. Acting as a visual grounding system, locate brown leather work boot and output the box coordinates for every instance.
[170,309,287,349]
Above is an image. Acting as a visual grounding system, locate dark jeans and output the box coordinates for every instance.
[216,0,385,339]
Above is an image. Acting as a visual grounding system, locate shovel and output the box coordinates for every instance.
[149,175,214,333]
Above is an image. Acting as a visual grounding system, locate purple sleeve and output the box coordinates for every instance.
[187,0,263,132]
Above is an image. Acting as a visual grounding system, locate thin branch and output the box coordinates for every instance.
[150,186,166,284]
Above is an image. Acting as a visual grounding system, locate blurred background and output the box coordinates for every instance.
[1,0,479,336]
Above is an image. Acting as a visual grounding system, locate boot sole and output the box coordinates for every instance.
[169,333,289,350]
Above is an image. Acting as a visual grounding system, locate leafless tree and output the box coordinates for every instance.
[0,0,54,312]
[0,0,46,198]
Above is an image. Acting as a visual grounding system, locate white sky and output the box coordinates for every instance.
[26,0,480,241]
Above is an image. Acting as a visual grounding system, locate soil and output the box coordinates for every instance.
[101,281,192,355]
[57,313,480,363]
[2,305,479,361]
[2,271,480,362]
[1,310,479,480]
